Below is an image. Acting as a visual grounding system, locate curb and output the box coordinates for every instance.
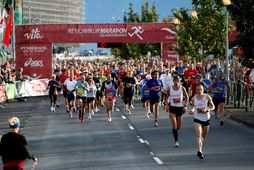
[229,115,254,129]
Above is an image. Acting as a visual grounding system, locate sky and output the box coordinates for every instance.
[81,0,192,52]
[85,0,192,23]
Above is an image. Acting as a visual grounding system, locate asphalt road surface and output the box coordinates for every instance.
[0,97,254,170]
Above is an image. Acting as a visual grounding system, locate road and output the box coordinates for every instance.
[0,97,254,170]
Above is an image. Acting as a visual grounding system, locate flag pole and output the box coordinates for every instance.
[11,1,15,59]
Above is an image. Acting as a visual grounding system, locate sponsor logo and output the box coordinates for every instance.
[128,26,144,40]
[24,58,43,67]
[32,81,48,93]
[24,28,43,40]
[161,28,176,34]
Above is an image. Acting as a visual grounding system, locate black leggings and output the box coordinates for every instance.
[49,94,57,105]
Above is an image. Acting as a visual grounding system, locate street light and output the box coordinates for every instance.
[223,0,231,81]
[191,10,198,18]
[173,17,180,62]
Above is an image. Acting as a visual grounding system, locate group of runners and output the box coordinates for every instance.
[47,59,231,159]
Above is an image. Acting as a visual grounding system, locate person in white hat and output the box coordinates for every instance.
[0,117,37,170]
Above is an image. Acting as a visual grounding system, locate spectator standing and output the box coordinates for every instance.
[0,117,37,170]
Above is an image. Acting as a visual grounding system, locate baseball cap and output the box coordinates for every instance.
[146,75,152,80]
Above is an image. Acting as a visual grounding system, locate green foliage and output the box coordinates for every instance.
[172,0,229,62]
[229,0,254,68]
[111,1,160,59]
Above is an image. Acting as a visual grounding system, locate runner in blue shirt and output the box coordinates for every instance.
[147,70,163,127]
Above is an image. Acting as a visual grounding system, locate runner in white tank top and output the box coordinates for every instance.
[189,83,215,159]
[193,95,210,122]
[166,75,189,147]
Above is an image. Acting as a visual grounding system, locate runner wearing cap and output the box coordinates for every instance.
[140,74,152,118]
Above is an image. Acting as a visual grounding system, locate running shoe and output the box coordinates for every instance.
[146,112,150,119]
[107,117,112,122]
[128,110,131,115]
[91,110,95,115]
[197,151,204,159]
[220,120,224,126]
[52,108,56,112]
[95,107,99,112]
[56,103,60,107]
[69,112,73,118]
[175,141,180,147]
[88,113,92,119]
[154,121,158,127]
[73,107,77,113]
[116,108,120,112]
[131,105,135,110]
[80,116,84,123]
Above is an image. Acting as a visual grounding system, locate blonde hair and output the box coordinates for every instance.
[9,117,20,128]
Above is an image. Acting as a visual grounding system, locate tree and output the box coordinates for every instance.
[172,0,230,62]
[111,1,160,59]
[228,0,254,68]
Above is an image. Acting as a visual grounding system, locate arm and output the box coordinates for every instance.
[182,86,189,107]
[206,94,215,112]
[189,97,195,115]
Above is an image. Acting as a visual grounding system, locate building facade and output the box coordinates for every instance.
[22,0,85,24]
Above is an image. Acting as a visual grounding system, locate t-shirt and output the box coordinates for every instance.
[147,79,163,96]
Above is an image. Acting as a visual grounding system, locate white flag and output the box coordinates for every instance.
[0,8,6,34]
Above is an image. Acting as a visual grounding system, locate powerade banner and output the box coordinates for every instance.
[15,44,52,79]
[15,24,178,79]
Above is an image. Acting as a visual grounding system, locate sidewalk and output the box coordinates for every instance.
[225,105,254,128]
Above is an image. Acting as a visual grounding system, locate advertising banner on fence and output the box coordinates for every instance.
[21,79,49,97]
[0,84,6,103]
[15,44,52,79]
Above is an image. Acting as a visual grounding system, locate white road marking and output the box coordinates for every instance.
[153,157,163,165]
[128,124,134,130]
[145,140,150,145]
[138,138,145,143]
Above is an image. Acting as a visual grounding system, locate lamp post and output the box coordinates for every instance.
[223,0,231,81]
[173,17,180,62]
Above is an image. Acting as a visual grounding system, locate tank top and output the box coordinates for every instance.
[194,95,210,121]
[104,81,115,100]
[141,80,149,98]
[170,85,183,107]
[76,81,87,97]
[87,84,96,98]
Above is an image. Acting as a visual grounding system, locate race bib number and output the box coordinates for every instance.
[77,88,84,96]
[144,90,149,96]
[197,107,206,114]
[173,98,181,104]
[107,92,113,97]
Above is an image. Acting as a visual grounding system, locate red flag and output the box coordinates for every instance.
[3,9,12,47]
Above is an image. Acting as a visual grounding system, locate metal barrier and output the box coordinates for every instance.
[227,80,254,112]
